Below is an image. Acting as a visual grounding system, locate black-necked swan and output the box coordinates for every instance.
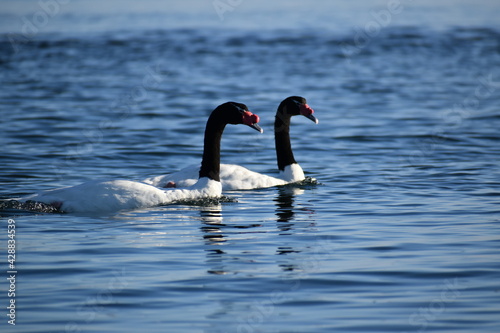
[22,102,262,213]
[143,96,317,190]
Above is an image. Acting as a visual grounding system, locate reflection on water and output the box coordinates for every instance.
[200,205,225,246]
[199,206,227,275]
[200,187,317,275]
[199,205,265,275]
[274,186,305,231]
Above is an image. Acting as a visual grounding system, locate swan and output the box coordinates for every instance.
[144,96,317,190]
[22,102,263,214]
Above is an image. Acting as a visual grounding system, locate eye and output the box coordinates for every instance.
[231,103,246,113]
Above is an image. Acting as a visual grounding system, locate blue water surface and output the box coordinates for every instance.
[1,1,500,332]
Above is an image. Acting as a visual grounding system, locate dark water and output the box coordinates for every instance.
[1,1,500,332]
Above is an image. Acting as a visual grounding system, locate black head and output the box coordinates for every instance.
[216,102,263,133]
[199,102,263,181]
[278,96,318,124]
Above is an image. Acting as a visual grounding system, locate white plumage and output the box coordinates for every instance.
[143,163,306,190]
[23,178,221,214]
[21,102,262,214]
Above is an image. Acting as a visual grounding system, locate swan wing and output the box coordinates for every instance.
[143,165,200,188]
[219,164,287,190]
[143,163,302,191]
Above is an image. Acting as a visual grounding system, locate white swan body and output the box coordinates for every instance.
[23,178,221,214]
[21,102,262,214]
[143,163,305,190]
[145,165,201,188]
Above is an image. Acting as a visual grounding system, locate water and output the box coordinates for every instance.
[1,1,500,332]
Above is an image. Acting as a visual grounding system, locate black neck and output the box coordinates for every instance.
[275,109,296,171]
[199,110,226,181]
